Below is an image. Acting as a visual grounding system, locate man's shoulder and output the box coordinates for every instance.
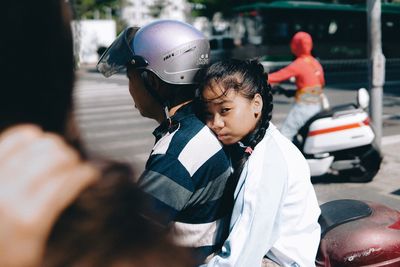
[292,57,307,66]
[173,117,223,153]
[150,121,229,176]
[177,112,206,134]
[176,124,229,176]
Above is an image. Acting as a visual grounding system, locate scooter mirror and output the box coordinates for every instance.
[357,88,370,109]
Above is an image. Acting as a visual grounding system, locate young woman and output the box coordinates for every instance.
[197,59,321,267]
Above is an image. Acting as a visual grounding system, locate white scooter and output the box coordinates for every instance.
[273,86,382,182]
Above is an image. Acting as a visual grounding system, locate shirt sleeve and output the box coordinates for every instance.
[317,63,325,87]
[267,62,299,84]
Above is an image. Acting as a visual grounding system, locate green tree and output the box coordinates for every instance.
[148,0,168,18]
[189,0,400,18]
[189,0,271,18]
[69,0,124,19]
[68,0,127,67]
[190,0,230,18]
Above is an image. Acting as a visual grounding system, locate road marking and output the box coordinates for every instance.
[383,114,400,120]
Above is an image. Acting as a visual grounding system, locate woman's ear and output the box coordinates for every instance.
[252,93,263,115]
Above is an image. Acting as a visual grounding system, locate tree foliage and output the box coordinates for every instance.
[148,0,168,18]
[189,0,251,18]
[69,0,124,19]
[188,0,400,18]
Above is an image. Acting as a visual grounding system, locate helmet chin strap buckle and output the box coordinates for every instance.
[164,105,171,122]
[164,103,180,133]
[163,101,180,133]
[164,102,174,127]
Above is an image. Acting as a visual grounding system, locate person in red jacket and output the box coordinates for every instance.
[268,31,325,141]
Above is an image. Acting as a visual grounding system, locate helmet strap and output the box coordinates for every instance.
[141,76,175,127]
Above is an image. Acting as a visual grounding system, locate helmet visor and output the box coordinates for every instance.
[96,27,139,77]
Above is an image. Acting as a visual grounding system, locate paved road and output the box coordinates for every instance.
[75,69,400,209]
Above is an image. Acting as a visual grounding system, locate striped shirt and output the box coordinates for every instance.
[138,102,233,262]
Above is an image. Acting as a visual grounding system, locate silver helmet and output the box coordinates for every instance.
[97,20,210,85]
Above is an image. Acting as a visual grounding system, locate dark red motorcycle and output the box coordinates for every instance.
[316,199,400,266]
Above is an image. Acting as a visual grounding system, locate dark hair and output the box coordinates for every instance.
[197,59,273,185]
[43,162,195,267]
[1,0,75,138]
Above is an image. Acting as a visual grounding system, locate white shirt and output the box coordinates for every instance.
[203,123,321,267]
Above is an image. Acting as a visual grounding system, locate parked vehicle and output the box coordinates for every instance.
[273,86,382,182]
[317,199,400,266]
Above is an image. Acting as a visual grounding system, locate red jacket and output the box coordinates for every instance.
[268,32,325,91]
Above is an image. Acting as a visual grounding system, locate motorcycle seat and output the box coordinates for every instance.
[318,199,372,238]
[304,103,357,130]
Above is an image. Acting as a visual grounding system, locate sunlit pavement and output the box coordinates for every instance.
[313,136,400,210]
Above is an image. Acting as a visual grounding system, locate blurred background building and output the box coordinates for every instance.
[122,0,191,27]
[69,0,400,67]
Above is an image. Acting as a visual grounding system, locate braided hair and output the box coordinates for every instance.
[198,59,274,187]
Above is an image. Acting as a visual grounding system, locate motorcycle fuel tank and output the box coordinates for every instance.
[316,200,400,267]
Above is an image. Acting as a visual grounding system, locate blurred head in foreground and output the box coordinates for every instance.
[1,1,194,266]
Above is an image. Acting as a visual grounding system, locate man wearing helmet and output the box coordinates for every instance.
[268,31,325,141]
[97,20,233,262]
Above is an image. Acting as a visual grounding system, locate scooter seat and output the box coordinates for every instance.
[331,103,357,113]
[319,199,372,238]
